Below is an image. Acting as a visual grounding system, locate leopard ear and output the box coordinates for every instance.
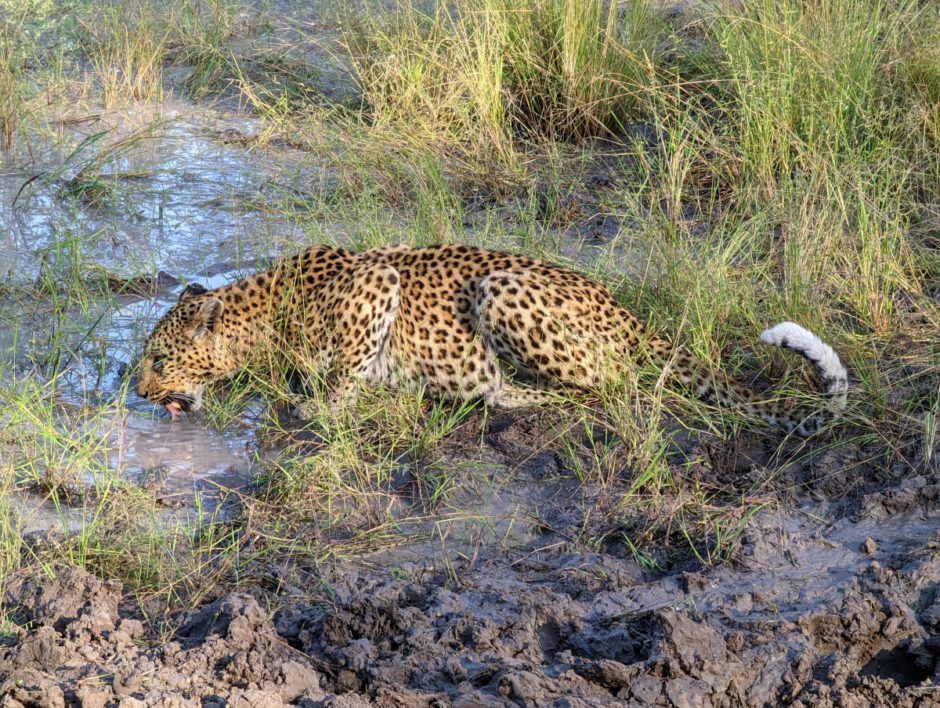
[191,298,224,340]
[180,283,208,301]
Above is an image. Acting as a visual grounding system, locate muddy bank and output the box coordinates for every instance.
[1,0,938,705]
[3,473,940,706]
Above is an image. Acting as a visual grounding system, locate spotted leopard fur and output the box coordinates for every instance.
[136,244,848,436]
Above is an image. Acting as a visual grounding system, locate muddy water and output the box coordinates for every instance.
[0,105,314,527]
[0,105,309,279]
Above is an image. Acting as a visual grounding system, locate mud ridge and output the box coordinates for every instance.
[4,476,940,707]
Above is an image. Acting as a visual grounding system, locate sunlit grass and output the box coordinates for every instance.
[0,0,937,614]
[83,2,169,107]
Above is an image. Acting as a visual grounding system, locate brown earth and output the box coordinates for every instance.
[3,412,940,707]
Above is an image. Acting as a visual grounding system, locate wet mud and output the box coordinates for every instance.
[1,3,938,706]
[3,447,940,706]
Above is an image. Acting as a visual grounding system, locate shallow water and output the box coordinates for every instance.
[0,103,309,281]
[0,103,311,530]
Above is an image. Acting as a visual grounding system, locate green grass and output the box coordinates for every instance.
[83,1,169,107]
[714,0,903,186]
[0,371,239,611]
[0,1,64,152]
[0,29,26,150]
[0,0,937,619]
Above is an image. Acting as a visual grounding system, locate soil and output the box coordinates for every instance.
[2,2,939,706]
[3,420,940,706]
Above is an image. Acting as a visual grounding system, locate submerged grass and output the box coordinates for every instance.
[0,0,938,614]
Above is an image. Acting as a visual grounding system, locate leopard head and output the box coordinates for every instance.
[136,284,230,416]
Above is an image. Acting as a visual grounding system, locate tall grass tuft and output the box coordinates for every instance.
[338,0,662,187]
[711,0,922,198]
[84,2,169,107]
[0,11,35,151]
[168,0,253,98]
[494,0,658,140]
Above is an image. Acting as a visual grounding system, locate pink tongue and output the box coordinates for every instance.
[165,402,183,417]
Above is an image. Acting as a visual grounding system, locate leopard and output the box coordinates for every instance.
[136,243,848,436]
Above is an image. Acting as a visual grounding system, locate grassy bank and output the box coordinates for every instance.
[0,0,937,615]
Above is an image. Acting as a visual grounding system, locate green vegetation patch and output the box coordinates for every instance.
[0,0,936,617]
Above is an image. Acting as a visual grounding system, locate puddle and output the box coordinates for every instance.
[0,102,313,528]
[114,411,255,500]
[0,103,311,282]
[1,401,255,532]
[0,276,258,530]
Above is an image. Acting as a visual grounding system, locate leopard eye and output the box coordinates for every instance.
[151,351,167,374]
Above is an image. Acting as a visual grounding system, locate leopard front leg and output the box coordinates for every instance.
[319,262,402,406]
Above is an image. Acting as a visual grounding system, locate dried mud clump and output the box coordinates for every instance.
[3,458,940,707]
[1,567,323,707]
[5,486,940,708]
